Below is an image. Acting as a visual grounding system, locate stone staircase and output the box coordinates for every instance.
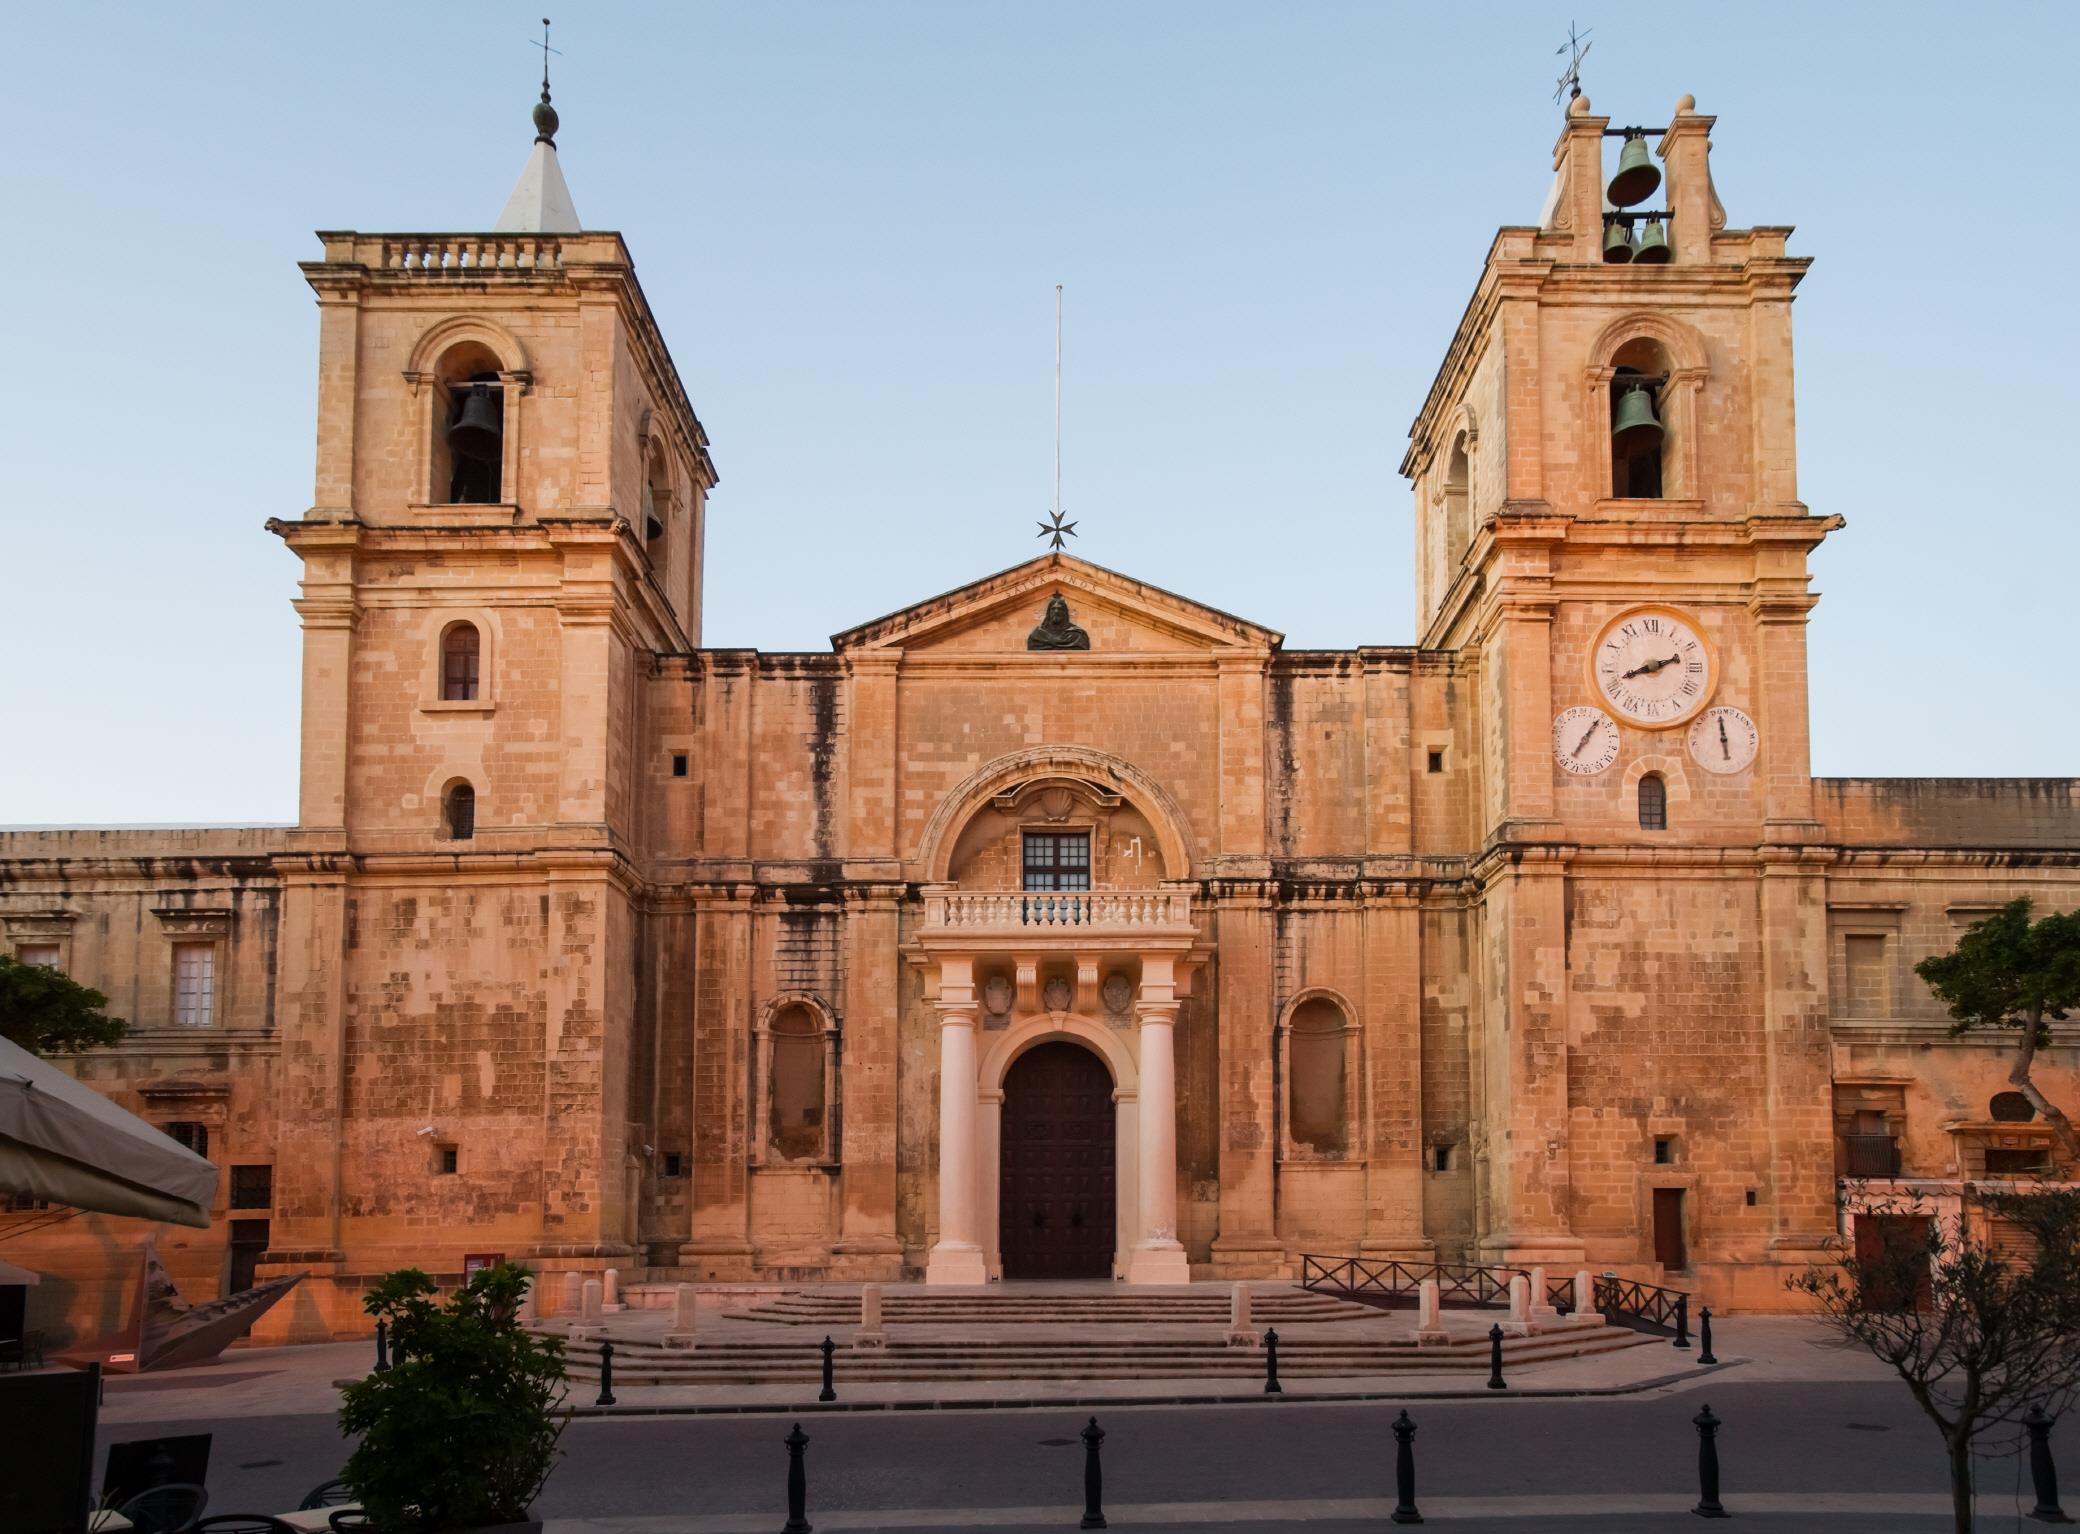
[554,1286,1656,1385]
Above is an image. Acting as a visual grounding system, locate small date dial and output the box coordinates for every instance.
[1553,705,1621,776]
[1686,706,1759,775]
[1590,608,1714,728]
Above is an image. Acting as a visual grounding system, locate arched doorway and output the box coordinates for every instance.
[999,1042,1117,1279]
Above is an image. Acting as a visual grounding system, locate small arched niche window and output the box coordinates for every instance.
[767,1003,829,1162]
[442,780,476,841]
[431,343,506,505]
[1637,772,1668,831]
[440,622,481,702]
[1287,996,1352,1157]
[1609,337,1675,500]
[1442,432,1472,571]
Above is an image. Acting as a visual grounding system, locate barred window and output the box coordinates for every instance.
[444,781,476,841]
[229,1165,274,1210]
[1638,773,1667,831]
[15,943,60,970]
[165,1121,208,1158]
[174,943,216,1027]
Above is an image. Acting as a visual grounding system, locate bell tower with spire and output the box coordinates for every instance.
[1399,94,1841,1283]
[258,68,716,1333]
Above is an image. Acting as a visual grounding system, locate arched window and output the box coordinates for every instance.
[1443,433,1472,570]
[429,342,506,506]
[643,442,670,550]
[440,623,480,702]
[767,1003,828,1161]
[1287,996,1351,1156]
[443,781,476,841]
[1609,337,1675,500]
[1638,773,1667,831]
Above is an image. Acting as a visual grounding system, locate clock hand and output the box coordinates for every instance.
[1619,654,1683,680]
[1718,717,1730,760]
[1573,723,1600,756]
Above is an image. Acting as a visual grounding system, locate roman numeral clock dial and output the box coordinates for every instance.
[1588,606,1715,729]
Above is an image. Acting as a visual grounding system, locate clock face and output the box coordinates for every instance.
[1553,705,1620,776]
[1686,706,1758,775]
[1590,607,1714,728]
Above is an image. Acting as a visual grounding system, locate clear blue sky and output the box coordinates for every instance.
[2,2,2075,825]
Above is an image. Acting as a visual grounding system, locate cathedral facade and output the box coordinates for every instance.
[6,92,2077,1344]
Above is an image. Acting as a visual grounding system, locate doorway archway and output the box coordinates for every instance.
[998,1041,1117,1279]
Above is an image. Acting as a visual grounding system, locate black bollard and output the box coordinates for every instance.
[1692,1403,1728,1518]
[783,1422,812,1534]
[596,1338,617,1407]
[2027,1404,2075,1523]
[1263,1327,1283,1395]
[1697,1306,1717,1366]
[1391,1409,1423,1524]
[1674,1293,1692,1350]
[819,1334,837,1403]
[373,1317,389,1373]
[1486,1324,1506,1391]
[1080,1415,1107,1529]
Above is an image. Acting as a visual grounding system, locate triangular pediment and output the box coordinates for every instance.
[830,554,1283,655]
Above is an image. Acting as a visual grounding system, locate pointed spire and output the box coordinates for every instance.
[496,18,581,234]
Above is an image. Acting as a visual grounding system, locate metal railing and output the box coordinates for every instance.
[1591,1274,1690,1337]
[1842,1134,1902,1177]
[1300,1255,1527,1310]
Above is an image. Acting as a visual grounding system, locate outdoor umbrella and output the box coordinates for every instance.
[0,1037,216,1226]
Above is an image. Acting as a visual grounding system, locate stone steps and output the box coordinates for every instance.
[722,1292,1374,1327]
[555,1324,1649,1384]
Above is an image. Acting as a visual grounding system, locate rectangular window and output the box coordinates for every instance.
[671,753,688,778]
[1844,934,1891,1016]
[1427,749,1445,774]
[1653,1136,1674,1165]
[437,1145,458,1176]
[164,1121,208,1159]
[1985,1147,2050,1176]
[14,943,60,970]
[662,1151,684,1179]
[1432,1144,1452,1173]
[173,942,215,1028]
[1022,832,1092,892]
[229,1165,274,1210]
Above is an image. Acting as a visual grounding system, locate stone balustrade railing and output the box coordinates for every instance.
[375,235,565,273]
[921,888,1193,933]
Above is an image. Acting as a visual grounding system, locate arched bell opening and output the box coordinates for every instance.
[430,340,508,505]
[1609,336,1676,500]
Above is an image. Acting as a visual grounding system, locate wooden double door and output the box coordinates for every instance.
[999,1042,1116,1279]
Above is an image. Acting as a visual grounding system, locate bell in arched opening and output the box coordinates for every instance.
[446,375,505,504]
[1633,215,1671,264]
[449,384,503,462]
[1607,131,1661,207]
[1602,220,1635,264]
[1612,384,1663,448]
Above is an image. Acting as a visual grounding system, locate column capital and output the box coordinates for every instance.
[1133,1004,1181,1029]
[934,1005,978,1030]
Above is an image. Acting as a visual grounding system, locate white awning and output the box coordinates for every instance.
[0,1037,216,1228]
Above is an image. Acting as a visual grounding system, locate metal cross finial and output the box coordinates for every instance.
[1037,508,1078,552]
[1553,22,1592,106]
[535,18,562,99]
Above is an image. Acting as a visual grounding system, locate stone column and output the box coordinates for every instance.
[1127,985,1191,1285]
[926,988,988,1285]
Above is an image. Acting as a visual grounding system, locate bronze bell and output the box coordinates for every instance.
[1612,384,1663,446]
[1602,220,1634,264]
[448,385,503,462]
[1633,215,1671,264]
[1607,131,1661,207]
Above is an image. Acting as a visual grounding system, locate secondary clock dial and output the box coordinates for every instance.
[1553,705,1620,776]
[1590,607,1714,728]
[1687,706,1759,775]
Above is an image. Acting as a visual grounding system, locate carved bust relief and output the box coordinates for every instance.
[1026,592,1090,650]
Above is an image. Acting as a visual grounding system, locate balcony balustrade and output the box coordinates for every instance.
[919,887,1194,944]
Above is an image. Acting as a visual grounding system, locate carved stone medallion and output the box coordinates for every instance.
[1102,971,1134,1019]
[1042,975,1073,1013]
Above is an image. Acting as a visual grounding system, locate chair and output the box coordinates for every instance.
[20,1328,45,1368]
[297,1480,354,1510]
[325,1512,374,1533]
[114,1482,209,1534]
[192,1520,301,1533]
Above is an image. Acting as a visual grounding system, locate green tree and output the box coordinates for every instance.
[1791,1189,2080,1533]
[1916,897,2080,1160]
[338,1263,567,1532]
[0,953,126,1055]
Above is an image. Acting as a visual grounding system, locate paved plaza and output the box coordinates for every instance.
[84,1317,2069,1531]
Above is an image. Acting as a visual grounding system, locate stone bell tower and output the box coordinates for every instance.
[256,81,716,1333]
[1400,95,1840,1278]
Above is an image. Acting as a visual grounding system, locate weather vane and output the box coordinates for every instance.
[534,17,561,98]
[1554,22,1592,106]
[1036,283,1078,554]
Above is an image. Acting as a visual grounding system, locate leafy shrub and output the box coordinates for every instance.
[338,1263,566,1531]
